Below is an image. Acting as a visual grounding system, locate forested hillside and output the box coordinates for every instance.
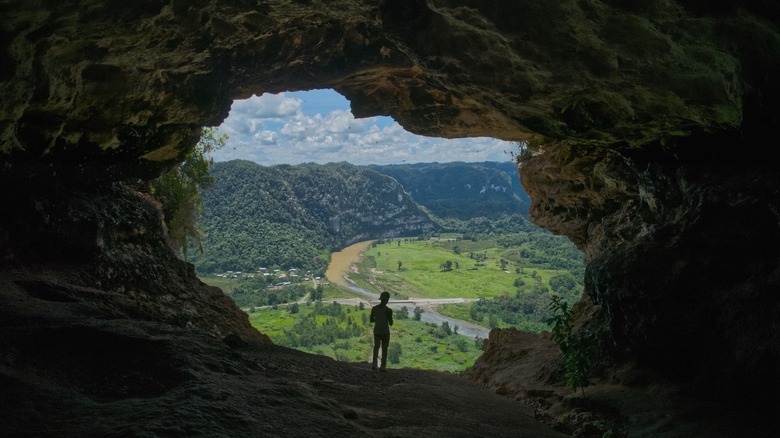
[368,161,530,220]
[190,161,436,274]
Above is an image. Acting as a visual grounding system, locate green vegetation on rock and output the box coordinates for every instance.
[150,127,227,260]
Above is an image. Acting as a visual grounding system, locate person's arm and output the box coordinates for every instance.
[388,308,393,326]
[370,306,376,323]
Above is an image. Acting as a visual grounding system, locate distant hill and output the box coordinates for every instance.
[191,160,538,275]
[190,160,436,275]
[367,161,530,220]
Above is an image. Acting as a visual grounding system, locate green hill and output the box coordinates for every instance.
[191,160,547,275]
[190,160,436,274]
[368,161,530,220]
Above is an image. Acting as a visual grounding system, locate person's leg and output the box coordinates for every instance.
[380,334,390,370]
[372,334,381,369]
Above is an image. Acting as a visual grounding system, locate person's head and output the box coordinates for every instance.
[379,291,390,304]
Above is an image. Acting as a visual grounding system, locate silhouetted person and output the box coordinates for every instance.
[370,291,393,371]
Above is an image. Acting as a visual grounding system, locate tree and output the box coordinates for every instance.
[288,303,299,314]
[150,127,227,260]
[397,306,409,319]
[388,342,402,364]
[309,284,324,301]
[453,336,469,352]
[441,321,452,336]
[398,260,403,271]
[413,306,423,321]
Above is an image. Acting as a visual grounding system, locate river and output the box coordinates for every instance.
[327,241,491,340]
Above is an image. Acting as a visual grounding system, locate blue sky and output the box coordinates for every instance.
[212,89,517,165]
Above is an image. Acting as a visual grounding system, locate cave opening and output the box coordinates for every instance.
[211,89,517,165]
[3,1,779,435]
[188,88,585,373]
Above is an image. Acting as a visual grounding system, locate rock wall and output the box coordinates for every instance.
[0,181,269,343]
[1,0,779,408]
[521,142,780,397]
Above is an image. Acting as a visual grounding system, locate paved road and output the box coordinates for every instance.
[249,280,491,340]
[339,282,490,340]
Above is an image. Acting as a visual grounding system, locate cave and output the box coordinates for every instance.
[1,1,779,436]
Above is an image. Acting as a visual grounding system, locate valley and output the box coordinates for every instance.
[194,160,585,373]
[202,233,584,373]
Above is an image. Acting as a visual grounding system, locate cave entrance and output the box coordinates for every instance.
[192,89,584,372]
[210,89,514,165]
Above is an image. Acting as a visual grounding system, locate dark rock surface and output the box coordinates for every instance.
[2,1,780,436]
[0,274,566,437]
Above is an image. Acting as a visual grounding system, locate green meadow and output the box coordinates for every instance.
[247,302,484,373]
[348,237,577,300]
[199,275,238,293]
[212,235,583,372]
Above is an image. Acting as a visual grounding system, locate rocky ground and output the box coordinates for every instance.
[0,320,565,437]
[0,261,566,438]
[470,327,779,438]
[2,279,776,438]
[0,227,776,437]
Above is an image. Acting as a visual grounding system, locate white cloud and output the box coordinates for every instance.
[211,91,516,166]
[234,93,302,119]
[254,130,278,145]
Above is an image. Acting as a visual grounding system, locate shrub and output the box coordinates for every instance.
[547,295,595,396]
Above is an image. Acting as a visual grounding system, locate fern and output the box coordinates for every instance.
[547,295,593,396]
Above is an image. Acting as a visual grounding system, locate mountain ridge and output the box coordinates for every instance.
[192,160,436,274]
[192,160,532,275]
[367,161,530,220]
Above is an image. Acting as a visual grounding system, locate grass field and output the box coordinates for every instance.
[199,276,239,292]
[435,302,549,333]
[198,273,364,304]
[349,238,570,300]
[217,236,582,371]
[248,303,483,373]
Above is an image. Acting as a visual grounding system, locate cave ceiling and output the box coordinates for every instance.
[3,0,777,176]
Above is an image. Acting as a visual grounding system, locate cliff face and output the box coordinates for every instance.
[2,0,780,435]
[521,144,780,395]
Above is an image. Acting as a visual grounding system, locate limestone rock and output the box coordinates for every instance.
[2,1,780,435]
